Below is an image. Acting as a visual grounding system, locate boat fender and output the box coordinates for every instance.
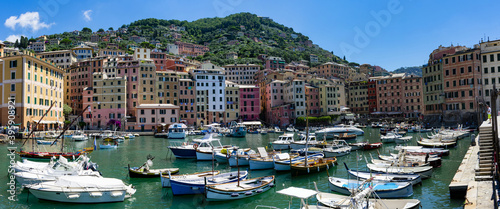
[269,182,275,187]
[307,167,310,173]
[317,166,320,172]
[245,191,252,195]
[326,164,329,170]
[256,189,263,193]
[231,193,239,197]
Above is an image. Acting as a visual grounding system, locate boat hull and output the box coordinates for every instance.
[168,132,186,139]
[170,171,248,195]
[228,156,250,167]
[29,189,127,203]
[328,179,413,198]
[196,150,217,161]
[249,159,274,170]
[205,176,274,201]
[128,167,179,178]
[271,143,290,150]
[169,147,196,158]
[161,171,220,188]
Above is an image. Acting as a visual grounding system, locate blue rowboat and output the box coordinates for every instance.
[170,171,248,195]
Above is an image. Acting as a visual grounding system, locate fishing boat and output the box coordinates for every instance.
[214,148,252,163]
[364,142,383,150]
[227,122,247,138]
[336,133,357,140]
[248,147,280,170]
[271,133,295,150]
[169,171,248,195]
[417,137,456,148]
[228,149,257,167]
[316,190,421,209]
[168,123,188,139]
[344,163,421,185]
[348,142,367,151]
[100,130,114,138]
[377,151,441,168]
[205,176,275,201]
[36,140,56,145]
[274,127,284,134]
[290,147,323,156]
[395,136,413,144]
[259,128,268,135]
[168,139,206,159]
[25,176,136,203]
[128,155,179,178]
[315,124,364,139]
[274,153,324,171]
[366,163,433,179]
[161,171,220,188]
[395,145,450,157]
[328,177,413,198]
[290,156,336,175]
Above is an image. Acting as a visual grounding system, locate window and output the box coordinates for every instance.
[10,84,15,91]
[9,60,17,68]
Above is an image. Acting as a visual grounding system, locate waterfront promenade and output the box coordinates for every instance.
[450,119,496,208]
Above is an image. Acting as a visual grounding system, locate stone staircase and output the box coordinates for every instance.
[475,125,495,181]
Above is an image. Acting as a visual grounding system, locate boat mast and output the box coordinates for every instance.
[304,104,309,167]
[50,105,91,152]
[237,150,240,187]
[22,101,56,147]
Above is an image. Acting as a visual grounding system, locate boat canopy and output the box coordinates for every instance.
[277,187,318,199]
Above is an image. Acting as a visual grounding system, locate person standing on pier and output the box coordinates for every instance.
[487,105,492,123]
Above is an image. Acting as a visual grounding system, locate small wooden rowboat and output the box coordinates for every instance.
[337,133,357,140]
[161,170,220,187]
[128,165,179,178]
[205,176,275,201]
[290,157,337,175]
[364,142,382,150]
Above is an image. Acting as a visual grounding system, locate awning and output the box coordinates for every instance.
[239,121,262,126]
[33,120,64,124]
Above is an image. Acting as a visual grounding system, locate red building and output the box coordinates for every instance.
[150,51,168,71]
[174,41,209,57]
[239,85,260,121]
[305,85,320,116]
[368,79,377,113]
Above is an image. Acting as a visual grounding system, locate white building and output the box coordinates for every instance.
[167,44,179,55]
[30,42,45,52]
[481,40,500,108]
[284,79,306,119]
[37,50,77,69]
[191,62,226,124]
[71,44,94,60]
[134,48,151,60]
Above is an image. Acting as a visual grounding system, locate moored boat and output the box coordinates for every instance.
[170,171,248,195]
[328,177,414,198]
[161,170,220,188]
[205,175,275,201]
[271,133,295,150]
[128,156,179,178]
[344,163,422,185]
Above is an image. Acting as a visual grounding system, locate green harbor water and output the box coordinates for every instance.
[0,128,475,209]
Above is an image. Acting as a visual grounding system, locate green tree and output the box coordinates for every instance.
[82,27,92,33]
[60,38,72,45]
[63,104,72,116]
[14,39,19,48]
[139,41,150,48]
[108,27,114,31]
[98,28,105,33]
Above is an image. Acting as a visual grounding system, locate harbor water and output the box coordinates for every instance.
[0,128,473,208]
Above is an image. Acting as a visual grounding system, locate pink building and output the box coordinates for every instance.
[239,85,260,121]
[305,85,320,116]
[136,104,180,131]
[375,73,405,113]
[271,103,294,127]
[265,80,287,124]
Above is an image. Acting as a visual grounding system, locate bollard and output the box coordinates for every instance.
[471,134,476,146]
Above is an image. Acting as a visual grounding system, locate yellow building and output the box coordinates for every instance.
[307,78,346,115]
[155,70,179,105]
[0,51,65,130]
[224,81,239,125]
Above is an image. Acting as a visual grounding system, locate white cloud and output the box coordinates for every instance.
[4,11,53,32]
[83,10,92,22]
[6,34,22,42]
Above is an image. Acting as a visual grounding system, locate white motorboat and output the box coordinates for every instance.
[315,124,364,139]
[290,133,322,150]
[227,149,256,167]
[26,176,136,203]
[316,190,421,209]
[205,176,275,201]
[71,130,87,141]
[380,132,401,143]
[323,140,352,157]
[13,167,100,185]
[271,133,295,150]
[195,134,238,161]
[395,136,413,144]
[328,177,413,198]
[168,123,188,139]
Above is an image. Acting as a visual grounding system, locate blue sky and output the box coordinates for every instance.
[2,0,500,71]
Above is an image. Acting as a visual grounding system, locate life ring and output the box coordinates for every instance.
[193,143,198,149]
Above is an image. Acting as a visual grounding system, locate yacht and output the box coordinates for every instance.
[168,123,188,139]
[315,124,364,139]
